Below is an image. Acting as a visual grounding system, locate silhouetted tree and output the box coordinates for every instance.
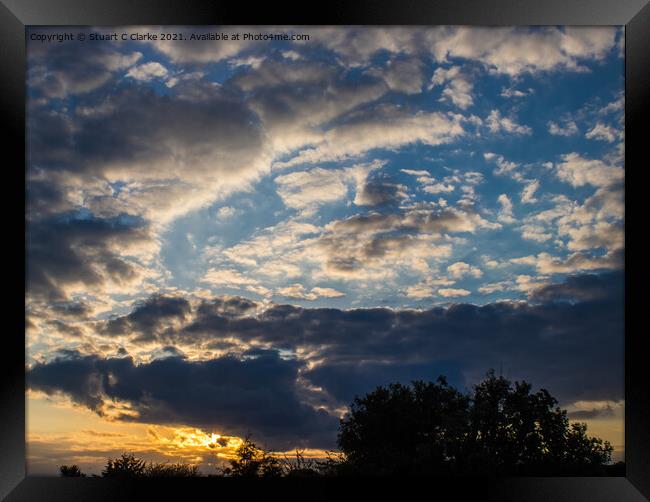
[59,464,85,477]
[102,453,146,478]
[220,436,284,478]
[337,371,613,476]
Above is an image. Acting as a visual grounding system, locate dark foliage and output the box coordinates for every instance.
[219,436,320,477]
[100,453,199,478]
[337,371,613,476]
[59,464,85,477]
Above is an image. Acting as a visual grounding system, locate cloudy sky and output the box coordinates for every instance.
[26,26,625,474]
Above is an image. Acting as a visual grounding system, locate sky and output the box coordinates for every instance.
[26,26,625,474]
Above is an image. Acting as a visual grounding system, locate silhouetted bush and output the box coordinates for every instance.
[59,465,85,477]
[101,453,199,478]
[144,462,200,477]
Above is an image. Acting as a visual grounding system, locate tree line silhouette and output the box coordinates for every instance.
[60,371,624,478]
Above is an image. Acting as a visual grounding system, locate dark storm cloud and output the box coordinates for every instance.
[103,295,191,342]
[28,83,264,179]
[305,360,465,403]
[26,213,152,301]
[50,301,92,318]
[30,271,623,447]
[27,38,141,100]
[93,271,624,409]
[28,349,338,449]
[530,270,623,303]
[26,180,77,220]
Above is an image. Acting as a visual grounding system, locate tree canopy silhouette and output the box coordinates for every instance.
[337,371,613,476]
[59,465,85,477]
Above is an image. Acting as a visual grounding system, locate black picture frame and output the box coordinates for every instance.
[2,1,648,500]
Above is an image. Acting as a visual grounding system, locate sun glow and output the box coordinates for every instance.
[153,427,244,459]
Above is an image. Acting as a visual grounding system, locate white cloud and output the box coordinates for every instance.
[585,122,618,142]
[276,284,345,301]
[520,224,553,242]
[275,168,350,211]
[486,110,531,135]
[497,194,516,224]
[126,62,168,81]
[216,206,237,219]
[438,287,471,298]
[521,180,540,204]
[478,281,511,294]
[423,183,455,194]
[311,287,346,298]
[429,66,474,109]
[511,251,622,274]
[313,27,618,75]
[484,152,522,180]
[500,87,533,98]
[228,55,266,69]
[548,120,579,136]
[201,268,259,287]
[275,106,465,168]
[447,261,483,279]
[555,153,623,187]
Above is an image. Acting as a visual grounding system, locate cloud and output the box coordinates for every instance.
[585,122,618,143]
[497,194,516,224]
[275,168,350,211]
[438,288,471,298]
[554,153,623,188]
[369,57,425,94]
[201,269,261,288]
[101,295,191,342]
[521,180,540,204]
[273,161,394,212]
[28,349,338,449]
[277,286,308,301]
[447,262,482,279]
[26,213,158,302]
[309,206,495,280]
[275,105,465,168]
[484,152,523,181]
[429,27,617,75]
[145,27,260,63]
[548,121,579,136]
[429,66,474,109]
[529,270,623,303]
[520,224,553,242]
[486,110,531,135]
[77,270,623,411]
[28,38,142,99]
[125,62,169,81]
[403,277,456,299]
[311,287,346,298]
[28,82,269,225]
[511,250,623,274]
[311,27,618,75]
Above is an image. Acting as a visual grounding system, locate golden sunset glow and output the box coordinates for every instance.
[27,392,332,475]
